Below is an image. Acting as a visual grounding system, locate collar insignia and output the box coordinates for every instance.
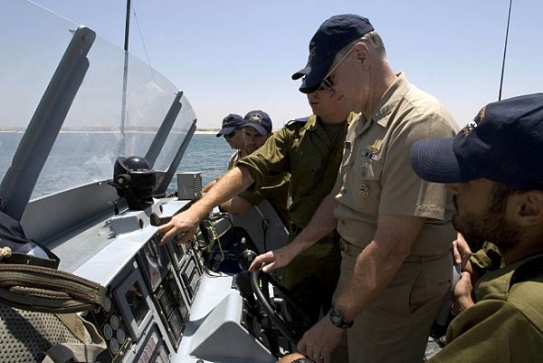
[462,120,477,136]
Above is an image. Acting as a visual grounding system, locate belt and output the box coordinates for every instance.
[339,238,451,262]
[404,250,451,263]
[339,238,363,257]
[290,224,340,244]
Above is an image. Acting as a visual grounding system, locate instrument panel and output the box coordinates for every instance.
[68,198,280,363]
[83,228,205,362]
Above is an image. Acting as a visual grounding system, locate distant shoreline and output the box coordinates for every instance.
[0,129,221,134]
[195,129,219,134]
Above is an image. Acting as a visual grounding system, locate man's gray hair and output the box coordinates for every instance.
[339,31,387,58]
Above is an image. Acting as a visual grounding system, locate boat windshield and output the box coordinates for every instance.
[0,1,196,200]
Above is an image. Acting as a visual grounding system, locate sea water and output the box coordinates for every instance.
[0,133,233,198]
[176,133,233,188]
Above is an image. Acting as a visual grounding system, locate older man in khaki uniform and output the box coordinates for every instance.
[251,14,459,363]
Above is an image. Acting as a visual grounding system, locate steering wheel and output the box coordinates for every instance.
[250,269,313,349]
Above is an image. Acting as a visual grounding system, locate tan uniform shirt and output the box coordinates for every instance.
[335,73,458,258]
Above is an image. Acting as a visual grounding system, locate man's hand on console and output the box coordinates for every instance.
[158,210,200,245]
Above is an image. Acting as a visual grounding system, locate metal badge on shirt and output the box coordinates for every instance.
[359,139,382,199]
[360,139,382,178]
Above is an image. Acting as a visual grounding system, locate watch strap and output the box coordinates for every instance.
[329,306,353,329]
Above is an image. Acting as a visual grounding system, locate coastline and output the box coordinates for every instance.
[195,129,219,135]
[0,129,222,134]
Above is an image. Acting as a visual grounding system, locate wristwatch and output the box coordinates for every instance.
[329,306,353,329]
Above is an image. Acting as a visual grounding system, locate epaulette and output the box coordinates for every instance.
[286,117,309,126]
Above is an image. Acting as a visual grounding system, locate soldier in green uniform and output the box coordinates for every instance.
[410,93,543,363]
[238,110,356,323]
[159,87,353,326]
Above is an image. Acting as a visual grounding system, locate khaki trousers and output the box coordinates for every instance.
[337,252,452,363]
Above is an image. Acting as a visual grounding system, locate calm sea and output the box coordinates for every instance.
[0,133,233,197]
[176,133,232,188]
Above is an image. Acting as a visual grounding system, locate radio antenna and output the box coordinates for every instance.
[119,0,132,156]
[498,0,513,101]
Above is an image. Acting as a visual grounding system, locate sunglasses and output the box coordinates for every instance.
[316,43,357,92]
[224,129,237,139]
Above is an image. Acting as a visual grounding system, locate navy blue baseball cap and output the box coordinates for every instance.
[292,14,374,94]
[410,93,543,190]
[216,113,245,137]
[243,110,273,135]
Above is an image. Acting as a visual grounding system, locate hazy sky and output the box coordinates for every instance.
[28,0,543,129]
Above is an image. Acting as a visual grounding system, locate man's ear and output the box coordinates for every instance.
[354,43,369,69]
[516,190,543,225]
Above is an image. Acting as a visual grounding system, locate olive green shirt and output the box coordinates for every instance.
[470,241,504,271]
[430,254,543,362]
[237,114,352,232]
[227,149,290,227]
[237,173,291,228]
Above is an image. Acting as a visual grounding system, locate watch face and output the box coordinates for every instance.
[330,308,352,328]
[331,312,342,325]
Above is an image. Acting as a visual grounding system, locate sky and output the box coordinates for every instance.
[26,0,543,130]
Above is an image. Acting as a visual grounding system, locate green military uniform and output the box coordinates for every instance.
[225,148,291,229]
[237,113,352,322]
[216,148,290,227]
[470,241,503,272]
[430,254,543,362]
[237,173,291,228]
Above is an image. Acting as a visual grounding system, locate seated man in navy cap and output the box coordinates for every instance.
[410,93,543,362]
[203,113,247,193]
[220,110,290,228]
[216,113,247,170]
